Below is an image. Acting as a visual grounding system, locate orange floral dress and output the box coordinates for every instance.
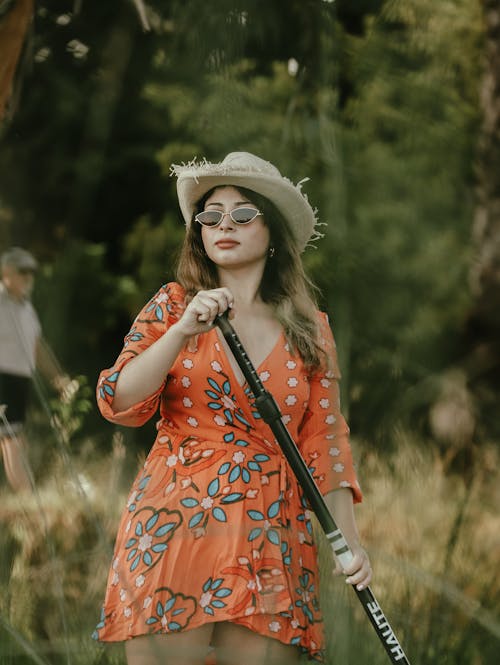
[93,282,361,661]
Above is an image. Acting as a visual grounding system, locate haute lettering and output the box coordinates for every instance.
[367,600,407,662]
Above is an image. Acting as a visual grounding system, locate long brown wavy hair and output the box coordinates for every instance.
[176,186,325,369]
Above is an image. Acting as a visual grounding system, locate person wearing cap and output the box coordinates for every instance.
[0,246,68,492]
[94,152,371,664]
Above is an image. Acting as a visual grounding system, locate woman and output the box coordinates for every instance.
[94,152,371,665]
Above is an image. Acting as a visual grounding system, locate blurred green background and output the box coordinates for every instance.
[0,1,499,663]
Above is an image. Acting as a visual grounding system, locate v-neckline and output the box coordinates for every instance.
[214,326,283,388]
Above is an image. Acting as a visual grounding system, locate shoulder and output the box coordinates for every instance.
[140,282,186,322]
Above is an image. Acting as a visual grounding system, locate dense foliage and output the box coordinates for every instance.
[0,0,487,456]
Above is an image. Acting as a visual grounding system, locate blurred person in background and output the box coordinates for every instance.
[94,152,371,665]
[0,246,68,492]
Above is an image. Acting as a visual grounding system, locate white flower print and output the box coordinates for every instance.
[155,292,169,303]
[211,360,222,372]
[232,451,246,464]
[319,398,330,409]
[138,533,153,552]
[125,519,132,533]
[285,395,297,406]
[269,621,281,633]
[120,588,127,602]
[161,614,168,628]
[333,463,345,473]
[326,434,335,440]
[298,531,306,544]
[124,606,132,618]
[291,618,299,629]
[329,447,340,457]
[183,397,193,408]
[143,596,152,609]
[221,395,236,410]
[182,359,194,369]
[201,496,214,510]
[320,378,331,388]
[181,376,191,388]
[200,591,212,608]
[135,575,145,588]
[166,454,178,467]
[213,414,226,426]
[126,490,138,508]
[325,414,336,425]
[112,557,120,571]
[112,572,119,586]
[286,360,297,370]
[287,377,298,387]
[187,416,199,427]
[281,414,291,425]
[340,481,352,489]
[259,370,270,382]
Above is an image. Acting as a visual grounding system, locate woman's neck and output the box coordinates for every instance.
[217,266,265,306]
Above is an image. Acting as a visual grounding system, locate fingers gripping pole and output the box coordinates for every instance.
[216,314,411,665]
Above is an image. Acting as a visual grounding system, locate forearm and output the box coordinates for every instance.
[113,322,190,412]
[323,487,362,549]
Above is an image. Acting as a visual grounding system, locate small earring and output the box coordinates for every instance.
[269,247,275,258]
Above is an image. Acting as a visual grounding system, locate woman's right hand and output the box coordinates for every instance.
[176,288,234,337]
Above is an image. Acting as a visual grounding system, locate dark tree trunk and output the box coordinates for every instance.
[466,0,500,438]
[0,0,33,123]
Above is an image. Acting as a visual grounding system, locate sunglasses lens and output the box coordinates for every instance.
[231,207,259,224]
[196,211,223,227]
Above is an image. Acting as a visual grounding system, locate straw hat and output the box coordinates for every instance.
[171,152,321,252]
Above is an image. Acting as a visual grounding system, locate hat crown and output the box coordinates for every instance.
[220,152,281,178]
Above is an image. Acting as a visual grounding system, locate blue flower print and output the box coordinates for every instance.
[217,450,271,484]
[247,493,284,546]
[205,376,253,429]
[123,325,144,347]
[296,494,314,545]
[145,587,196,632]
[125,507,182,574]
[98,370,120,401]
[92,606,109,640]
[127,472,151,512]
[295,569,320,625]
[180,477,245,530]
[200,577,233,616]
[143,289,175,322]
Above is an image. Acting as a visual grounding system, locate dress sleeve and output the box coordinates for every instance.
[297,312,362,503]
[96,282,185,427]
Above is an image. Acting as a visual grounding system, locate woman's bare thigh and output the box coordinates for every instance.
[213,621,303,665]
[125,624,214,665]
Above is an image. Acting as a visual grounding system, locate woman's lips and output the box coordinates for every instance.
[215,240,239,249]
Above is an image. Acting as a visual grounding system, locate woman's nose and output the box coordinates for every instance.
[218,211,235,229]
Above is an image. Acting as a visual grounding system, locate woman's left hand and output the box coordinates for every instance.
[333,544,372,591]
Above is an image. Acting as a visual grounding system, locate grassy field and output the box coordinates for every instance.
[0,429,499,664]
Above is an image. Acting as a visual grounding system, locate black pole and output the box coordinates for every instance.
[216,314,411,664]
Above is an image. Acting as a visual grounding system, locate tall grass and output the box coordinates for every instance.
[1,428,499,664]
